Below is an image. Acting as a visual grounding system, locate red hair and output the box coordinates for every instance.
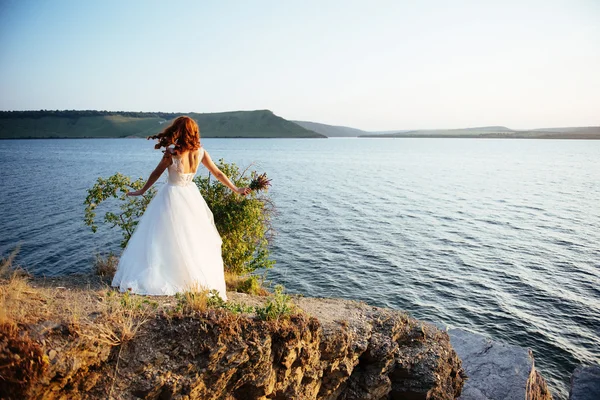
[148,116,200,154]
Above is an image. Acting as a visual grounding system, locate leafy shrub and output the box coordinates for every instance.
[84,173,156,248]
[83,160,274,275]
[195,159,275,274]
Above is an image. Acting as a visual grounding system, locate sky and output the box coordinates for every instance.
[0,0,598,131]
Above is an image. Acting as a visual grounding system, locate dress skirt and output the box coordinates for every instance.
[111,181,227,299]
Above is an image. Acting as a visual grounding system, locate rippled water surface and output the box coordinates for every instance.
[1,138,599,398]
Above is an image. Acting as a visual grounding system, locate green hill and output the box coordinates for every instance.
[0,110,325,139]
[187,111,324,138]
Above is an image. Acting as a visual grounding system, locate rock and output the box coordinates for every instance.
[4,294,465,399]
[292,297,465,400]
[47,349,57,361]
[569,365,600,400]
[448,328,552,400]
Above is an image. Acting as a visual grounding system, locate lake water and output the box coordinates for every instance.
[1,138,599,398]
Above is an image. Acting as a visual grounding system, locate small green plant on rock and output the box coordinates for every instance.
[175,289,254,315]
[255,285,294,321]
[206,290,255,314]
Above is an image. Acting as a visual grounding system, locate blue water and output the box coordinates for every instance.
[1,138,599,398]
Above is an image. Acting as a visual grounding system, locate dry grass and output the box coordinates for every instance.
[94,252,118,280]
[225,271,243,290]
[0,248,156,345]
[0,246,20,278]
[1,248,269,350]
[176,283,211,313]
[0,275,33,325]
[1,249,268,341]
[86,289,157,346]
[0,247,36,325]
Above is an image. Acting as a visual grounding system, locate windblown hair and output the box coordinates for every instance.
[148,116,201,154]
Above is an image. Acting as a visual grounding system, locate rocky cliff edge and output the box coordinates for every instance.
[1,276,464,399]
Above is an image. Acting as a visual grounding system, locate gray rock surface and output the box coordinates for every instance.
[569,365,600,400]
[448,328,551,400]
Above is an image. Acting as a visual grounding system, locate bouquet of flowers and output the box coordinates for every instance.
[249,172,272,192]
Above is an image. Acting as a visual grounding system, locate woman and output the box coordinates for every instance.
[111,116,249,299]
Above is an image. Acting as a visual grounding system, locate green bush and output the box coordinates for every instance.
[194,159,274,274]
[84,173,156,248]
[84,160,274,275]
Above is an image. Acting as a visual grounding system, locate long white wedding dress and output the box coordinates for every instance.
[112,148,227,299]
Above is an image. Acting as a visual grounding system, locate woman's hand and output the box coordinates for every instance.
[235,187,251,196]
[127,189,145,197]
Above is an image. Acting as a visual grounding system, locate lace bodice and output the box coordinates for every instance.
[167,148,204,186]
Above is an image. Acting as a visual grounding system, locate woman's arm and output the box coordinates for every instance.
[202,150,250,195]
[127,151,173,196]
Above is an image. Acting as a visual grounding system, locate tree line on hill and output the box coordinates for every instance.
[0,110,184,119]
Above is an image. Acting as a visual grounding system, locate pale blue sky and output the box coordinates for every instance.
[0,0,598,130]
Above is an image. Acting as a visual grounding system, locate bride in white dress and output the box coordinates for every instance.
[111,116,250,299]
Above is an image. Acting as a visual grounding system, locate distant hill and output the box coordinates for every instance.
[515,127,600,139]
[292,120,372,137]
[0,110,325,139]
[369,130,411,135]
[364,126,514,137]
[3,111,597,140]
[359,126,600,139]
[292,119,600,139]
